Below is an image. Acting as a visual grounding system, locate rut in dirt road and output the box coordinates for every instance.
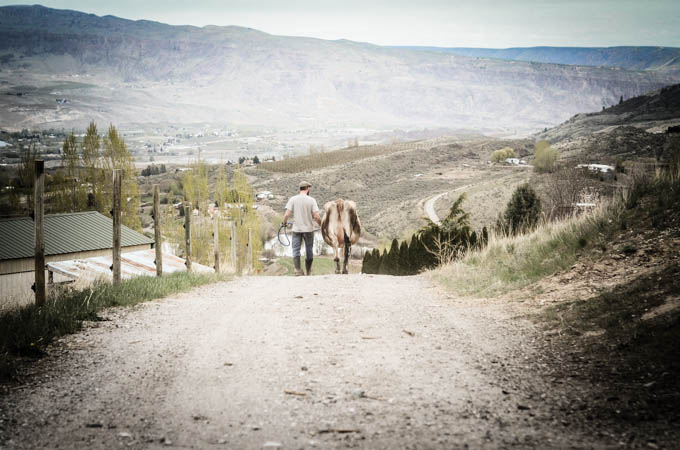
[1,275,607,449]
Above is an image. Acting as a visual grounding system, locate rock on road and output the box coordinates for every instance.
[1,275,607,449]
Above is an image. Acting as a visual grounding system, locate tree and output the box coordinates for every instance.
[533,140,559,173]
[361,251,372,274]
[253,155,260,164]
[491,147,516,163]
[183,157,210,213]
[398,240,410,275]
[81,121,106,212]
[103,125,141,230]
[9,143,38,214]
[500,183,542,235]
[415,194,474,268]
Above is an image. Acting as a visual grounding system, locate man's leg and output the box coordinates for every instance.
[291,232,303,276]
[303,232,314,275]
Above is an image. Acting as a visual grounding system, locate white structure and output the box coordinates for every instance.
[577,164,615,173]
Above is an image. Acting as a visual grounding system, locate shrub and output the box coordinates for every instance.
[499,183,542,235]
[533,141,559,172]
[491,147,517,163]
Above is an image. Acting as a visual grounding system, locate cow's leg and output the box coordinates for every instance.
[333,246,341,274]
[342,243,350,274]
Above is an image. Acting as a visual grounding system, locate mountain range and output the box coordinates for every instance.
[400,46,680,73]
[1,5,679,132]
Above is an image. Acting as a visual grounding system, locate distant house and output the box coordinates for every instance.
[504,158,527,165]
[0,211,153,307]
[256,191,274,201]
[576,164,615,174]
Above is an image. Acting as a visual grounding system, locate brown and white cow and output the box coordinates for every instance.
[321,199,361,274]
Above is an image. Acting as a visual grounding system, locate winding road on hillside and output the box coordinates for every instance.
[423,183,477,224]
[0,274,615,449]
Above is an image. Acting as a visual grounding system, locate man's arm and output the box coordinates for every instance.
[313,211,321,226]
[282,209,292,225]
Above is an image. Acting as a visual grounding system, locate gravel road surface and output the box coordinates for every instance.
[1,275,610,449]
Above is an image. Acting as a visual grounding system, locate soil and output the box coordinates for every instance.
[0,273,643,450]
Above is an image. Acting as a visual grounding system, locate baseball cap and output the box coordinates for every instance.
[299,181,312,188]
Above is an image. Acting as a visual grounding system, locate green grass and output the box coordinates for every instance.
[429,204,617,297]
[274,256,350,275]
[0,271,229,380]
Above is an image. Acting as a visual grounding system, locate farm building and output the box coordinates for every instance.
[0,211,153,307]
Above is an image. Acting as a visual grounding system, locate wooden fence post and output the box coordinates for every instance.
[230,221,240,275]
[184,202,192,272]
[112,169,121,284]
[213,215,220,273]
[34,160,46,306]
[153,184,162,277]
[247,227,253,273]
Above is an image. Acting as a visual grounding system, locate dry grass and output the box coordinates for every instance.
[429,204,616,297]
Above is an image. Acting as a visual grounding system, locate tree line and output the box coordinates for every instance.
[5,121,141,231]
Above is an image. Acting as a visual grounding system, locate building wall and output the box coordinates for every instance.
[0,244,151,310]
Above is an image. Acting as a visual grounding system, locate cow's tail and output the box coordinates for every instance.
[321,207,330,244]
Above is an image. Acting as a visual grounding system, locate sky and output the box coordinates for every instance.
[1,0,679,48]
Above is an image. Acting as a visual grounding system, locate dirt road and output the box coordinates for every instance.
[1,275,610,449]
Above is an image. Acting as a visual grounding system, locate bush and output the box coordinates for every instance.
[491,147,517,163]
[533,141,559,173]
[498,183,542,235]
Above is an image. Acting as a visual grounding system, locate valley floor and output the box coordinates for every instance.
[0,274,667,449]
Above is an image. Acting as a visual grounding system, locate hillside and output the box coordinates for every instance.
[1,5,680,132]
[406,46,680,73]
[533,84,680,160]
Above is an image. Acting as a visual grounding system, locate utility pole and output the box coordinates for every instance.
[112,169,121,284]
[153,184,162,277]
[34,160,46,306]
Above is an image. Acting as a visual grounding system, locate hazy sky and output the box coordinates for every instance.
[2,0,679,47]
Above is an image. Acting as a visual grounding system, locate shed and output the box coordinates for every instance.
[0,211,153,307]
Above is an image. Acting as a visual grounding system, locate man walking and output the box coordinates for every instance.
[282,181,322,276]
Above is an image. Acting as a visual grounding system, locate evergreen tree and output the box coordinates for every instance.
[386,239,400,275]
[398,240,410,275]
[501,183,542,235]
[361,251,372,274]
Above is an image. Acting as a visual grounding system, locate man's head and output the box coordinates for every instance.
[299,181,311,192]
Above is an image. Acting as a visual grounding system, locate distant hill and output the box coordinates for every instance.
[536,83,680,144]
[1,5,680,131]
[402,46,680,73]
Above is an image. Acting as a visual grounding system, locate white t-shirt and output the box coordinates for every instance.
[285,193,320,232]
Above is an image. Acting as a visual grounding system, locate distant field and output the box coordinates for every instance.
[258,141,432,173]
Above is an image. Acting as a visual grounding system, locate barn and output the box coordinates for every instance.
[0,211,153,308]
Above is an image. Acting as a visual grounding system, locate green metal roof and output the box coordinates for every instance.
[0,211,153,261]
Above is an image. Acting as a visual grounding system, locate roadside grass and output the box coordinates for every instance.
[429,203,617,297]
[274,256,360,275]
[0,271,229,381]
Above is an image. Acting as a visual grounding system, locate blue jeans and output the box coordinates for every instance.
[292,232,314,261]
